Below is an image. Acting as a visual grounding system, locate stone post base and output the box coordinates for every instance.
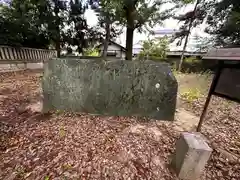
[171,132,212,180]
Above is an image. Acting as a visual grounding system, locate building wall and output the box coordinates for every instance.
[99,44,125,59]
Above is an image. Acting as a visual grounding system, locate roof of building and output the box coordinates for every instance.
[203,48,240,61]
[154,29,180,35]
[98,41,126,51]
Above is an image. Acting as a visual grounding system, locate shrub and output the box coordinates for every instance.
[136,37,169,61]
[83,48,100,56]
[181,57,211,73]
[184,56,199,64]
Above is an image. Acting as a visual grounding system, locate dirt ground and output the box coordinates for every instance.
[0,70,239,180]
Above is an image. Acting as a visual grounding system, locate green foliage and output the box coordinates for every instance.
[137,37,169,61]
[172,0,206,45]
[182,57,207,73]
[182,0,195,3]
[0,0,98,52]
[114,0,170,30]
[83,48,100,56]
[0,0,50,48]
[206,0,240,46]
[68,0,89,53]
[100,0,171,60]
[171,67,181,77]
[191,34,214,51]
[173,0,240,47]
[90,0,123,58]
[180,87,202,102]
[44,176,50,180]
[0,0,69,49]
[184,56,199,63]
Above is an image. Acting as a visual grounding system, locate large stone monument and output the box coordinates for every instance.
[42,58,178,120]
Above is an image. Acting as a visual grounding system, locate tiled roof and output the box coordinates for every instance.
[154,29,180,35]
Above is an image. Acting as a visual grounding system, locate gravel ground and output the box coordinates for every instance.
[0,70,239,180]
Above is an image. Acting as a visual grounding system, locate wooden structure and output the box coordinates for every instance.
[97,41,126,59]
[0,45,57,63]
[197,48,240,131]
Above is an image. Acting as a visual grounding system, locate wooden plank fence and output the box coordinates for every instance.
[0,45,57,63]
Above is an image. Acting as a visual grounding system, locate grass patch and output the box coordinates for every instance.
[175,71,212,98]
[180,88,203,102]
[175,71,212,103]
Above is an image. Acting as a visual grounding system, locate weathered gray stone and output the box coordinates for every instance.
[42,58,178,120]
[171,132,212,180]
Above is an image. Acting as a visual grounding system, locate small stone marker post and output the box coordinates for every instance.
[171,132,212,180]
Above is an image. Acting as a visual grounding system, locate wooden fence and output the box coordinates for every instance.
[0,46,57,63]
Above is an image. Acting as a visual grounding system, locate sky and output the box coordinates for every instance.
[85,2,209,51]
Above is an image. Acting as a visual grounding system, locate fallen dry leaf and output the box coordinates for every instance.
[0,70,239,180]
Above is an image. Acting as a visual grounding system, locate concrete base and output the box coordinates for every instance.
[171,132,212,180]
[0,63,43,72]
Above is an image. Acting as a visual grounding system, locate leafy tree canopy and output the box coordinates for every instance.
[0,0,101,53]
[112,0,171,60]
[0,0,50,48]
[172,0,206,46]
[90,0,123,43]
[206,0,240,47]
[173,0,240,48]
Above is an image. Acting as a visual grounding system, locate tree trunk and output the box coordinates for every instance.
[54,4,61,58]
[178,32,190,71]
[55,23,61,58]
[178,0,201,71]
[126,27,134,60]
[102,20,111,59]
[125,6,135,61]
[56,40,60,58]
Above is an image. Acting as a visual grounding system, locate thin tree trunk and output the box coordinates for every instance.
[102,20,111,58]
[56,44,60,57]
[54,3,61,58]
[178,31,190,70]
[56,37,60,58]
[178,0,201,71]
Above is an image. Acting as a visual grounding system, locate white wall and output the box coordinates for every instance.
[99,44,125,59]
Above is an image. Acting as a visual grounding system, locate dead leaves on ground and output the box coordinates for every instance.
[0,70,239,179]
